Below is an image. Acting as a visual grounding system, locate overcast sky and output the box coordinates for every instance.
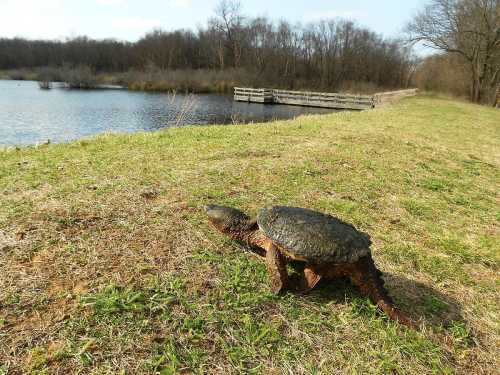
[0,0,430,42]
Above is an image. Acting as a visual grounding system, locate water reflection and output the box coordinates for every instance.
[0,80,338,145]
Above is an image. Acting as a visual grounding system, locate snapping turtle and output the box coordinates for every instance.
[206,205,414,327]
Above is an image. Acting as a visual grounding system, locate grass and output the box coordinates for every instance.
[0,69,39,81]
[0,96,499,374]
[0,67,394,94]
[122,68,245,94]
[0,67,251,93]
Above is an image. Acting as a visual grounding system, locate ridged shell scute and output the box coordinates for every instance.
[257,206,371,263]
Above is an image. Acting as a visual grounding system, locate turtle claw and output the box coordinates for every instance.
[270,279,286,294]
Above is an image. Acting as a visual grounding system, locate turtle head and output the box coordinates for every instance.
[205,205,257,239]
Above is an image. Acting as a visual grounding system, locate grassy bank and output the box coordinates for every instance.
[0,69,39,81]
[0,67,390,94]
[1,97,499,374]
[0,68,252,93]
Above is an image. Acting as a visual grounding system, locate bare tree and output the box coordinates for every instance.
[212,0,245,68]
[0,10,415,93]
[407,0,500,103]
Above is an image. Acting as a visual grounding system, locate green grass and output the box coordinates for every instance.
[0,96,499,374]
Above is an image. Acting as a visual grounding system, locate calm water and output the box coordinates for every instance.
[0,80,336,145]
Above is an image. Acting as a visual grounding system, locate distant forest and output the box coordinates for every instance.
[0,1,415,92]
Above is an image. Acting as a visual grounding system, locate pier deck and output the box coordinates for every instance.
[234,87,418,110]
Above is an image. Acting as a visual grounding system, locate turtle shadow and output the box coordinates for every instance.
[294,272,464,327]
[244,246,465,327]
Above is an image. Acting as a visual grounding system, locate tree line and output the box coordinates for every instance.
[0,1,414,92]
[408,0,499,104]
[4,0,495,102]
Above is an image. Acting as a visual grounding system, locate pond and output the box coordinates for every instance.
[0,80,337,146]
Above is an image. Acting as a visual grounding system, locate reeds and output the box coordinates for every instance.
[38,81,51,89]
[62,65,98,89]
[2,66,397,95]
[121,68,253,94]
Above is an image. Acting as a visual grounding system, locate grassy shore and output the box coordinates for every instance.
[0,96,499,374]
[0,68,386,94]
[0,68,248,93]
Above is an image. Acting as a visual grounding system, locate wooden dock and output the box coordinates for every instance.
[234,87,418,110]
[273,89,374,110]
[234,87,274,103]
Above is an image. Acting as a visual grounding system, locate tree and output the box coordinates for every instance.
[0,11,415,92]
[212,0,245,68]
[407,0,500,103]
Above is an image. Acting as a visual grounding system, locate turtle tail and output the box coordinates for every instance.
[350,254,416,328]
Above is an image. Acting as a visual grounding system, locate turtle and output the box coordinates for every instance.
[206,205,414,327]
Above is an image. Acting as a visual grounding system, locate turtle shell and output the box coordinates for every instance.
[257,206,371,263]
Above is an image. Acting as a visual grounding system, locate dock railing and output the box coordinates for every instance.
[234,87,418,110]
[234,87,273,103]
[272,89,374,110]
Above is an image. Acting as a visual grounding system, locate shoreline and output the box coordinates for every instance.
[0,79,341,148]
[0,68,400,95]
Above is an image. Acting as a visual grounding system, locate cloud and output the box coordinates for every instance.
[96,0,126,5]
[305,10,359,21]
[110,17,162,31]
[0,0,160,40]
[168,0,193,9]
[0,0,70,39]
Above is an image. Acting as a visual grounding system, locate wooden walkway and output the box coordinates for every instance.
[234,88,274,103]
[234,87,418,110]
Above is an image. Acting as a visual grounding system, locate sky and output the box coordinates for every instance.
[0,0,430,42]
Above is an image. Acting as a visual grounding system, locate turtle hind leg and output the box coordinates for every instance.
[264,241,288,294]
[348,255,416,328]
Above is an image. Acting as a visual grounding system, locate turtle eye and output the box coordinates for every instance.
[205,205,217,213]
[205,206,231,228]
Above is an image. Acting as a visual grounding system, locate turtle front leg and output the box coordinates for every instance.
[264,241,288,294]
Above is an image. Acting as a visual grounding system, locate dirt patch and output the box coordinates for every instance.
[0,230,17,250]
